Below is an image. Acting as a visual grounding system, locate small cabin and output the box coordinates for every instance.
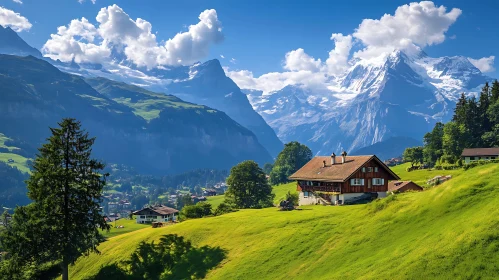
[289,152,400,205]
[132,205,179,224]
[461,148,499,164]
[388,181,423,193]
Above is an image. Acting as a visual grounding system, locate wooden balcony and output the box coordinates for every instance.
[298,184,341,194]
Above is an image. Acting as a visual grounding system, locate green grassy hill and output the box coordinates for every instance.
[391,162,464,187]
[71,164,499,279]
[0,132,31,173]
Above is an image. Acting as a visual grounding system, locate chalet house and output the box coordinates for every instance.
[461,148,499,164]
[289,152,400,205]
[132,205,179,224]
[388,181,423,193]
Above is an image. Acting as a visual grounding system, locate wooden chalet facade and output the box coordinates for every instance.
[289,152,400,205]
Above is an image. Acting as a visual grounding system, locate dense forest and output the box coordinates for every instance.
[405,80,499,167]
[0,162,29,209]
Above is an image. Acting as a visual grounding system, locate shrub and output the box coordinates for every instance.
[180,202,212,220]
[285,191,299,206]
[213,202,237,216]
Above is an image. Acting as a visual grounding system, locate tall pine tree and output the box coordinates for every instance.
[0,119,110,280]
[491,80,499,104]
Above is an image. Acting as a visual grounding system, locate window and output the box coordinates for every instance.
[372,178,384,186]
[303,191,309,198]
[374,167,378,172]
[362,167,366,172]
[492,157,497,160]
[367,167,373,172]
[140,215,145,219]
[350,178,364,186]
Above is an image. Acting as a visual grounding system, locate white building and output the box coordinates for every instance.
[461,148,499,164]
[132,205,179,224]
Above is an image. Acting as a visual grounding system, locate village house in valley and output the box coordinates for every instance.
[132,205,179,224]
[461,148,499,164]
[289,152,400,205]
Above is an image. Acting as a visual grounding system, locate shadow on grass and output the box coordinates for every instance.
[87,234,226,280]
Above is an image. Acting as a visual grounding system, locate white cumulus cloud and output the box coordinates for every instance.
[468,56,495,73]
[284,48,322,72]
[42,5,223,68]
[225,1,464,94]
[353,1,462,59]
[0,6,32,32]
[326,33,353,75]
[13,0,23,4]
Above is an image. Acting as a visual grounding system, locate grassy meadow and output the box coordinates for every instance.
[101,219,149,239]
[0,132,31,173]
[391,162,465,187]
[71,163,499,279]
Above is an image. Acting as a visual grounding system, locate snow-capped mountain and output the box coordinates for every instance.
[247,49,491,155]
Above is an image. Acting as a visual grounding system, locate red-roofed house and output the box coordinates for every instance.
[289,152,399,205]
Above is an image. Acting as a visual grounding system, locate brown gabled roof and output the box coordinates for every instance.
[289,155,399,182]
[388,181,423,192]
[461,148,499,157]
[133,205,179,215]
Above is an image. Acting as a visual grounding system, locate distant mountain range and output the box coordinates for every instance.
[0,54,272,174]
[245,49,491,155]
[0,25,491,162]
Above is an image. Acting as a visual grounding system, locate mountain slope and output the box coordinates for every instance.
[71,164,499,279]
[350,136,422,160]
[0,28,282,158]
[159,59,284,157]
[0,26,42,58]
[0,54,272,174]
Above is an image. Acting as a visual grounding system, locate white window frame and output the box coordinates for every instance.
[367,167,373,172]
[362,167,366,172]
[303,191,309,198]
[350,178,364,186]
[372,178,384,186]
[374,167,378,172]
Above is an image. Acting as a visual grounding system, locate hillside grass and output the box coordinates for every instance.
[71,163,499,279]
[101,219,149,239]
[391,162,464,186]
[0,133,31,173]
[113,96,203,121]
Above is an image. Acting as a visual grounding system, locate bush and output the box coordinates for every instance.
[285,191,299,206]
[463,159,499,170]
[213,202,237,216]
[180,202,212,220]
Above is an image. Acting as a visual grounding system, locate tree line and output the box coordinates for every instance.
[404,81,499,167]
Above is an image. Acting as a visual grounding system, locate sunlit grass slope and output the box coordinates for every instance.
[391,162,465,187]
[0,132,31,173]
[72,164,499,279]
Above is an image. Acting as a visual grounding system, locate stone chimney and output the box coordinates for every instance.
[341,151,347,164]
[331,153,336,165]
[323,160,327,167]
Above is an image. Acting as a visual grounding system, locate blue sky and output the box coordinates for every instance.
[1,0,498,78]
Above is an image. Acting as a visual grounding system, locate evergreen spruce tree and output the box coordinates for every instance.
[478,82,492,137]
[453,93,468,125]
[491,80,499,104]
[0,119,109,280]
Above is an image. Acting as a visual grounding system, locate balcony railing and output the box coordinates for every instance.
[299,185,341,193]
